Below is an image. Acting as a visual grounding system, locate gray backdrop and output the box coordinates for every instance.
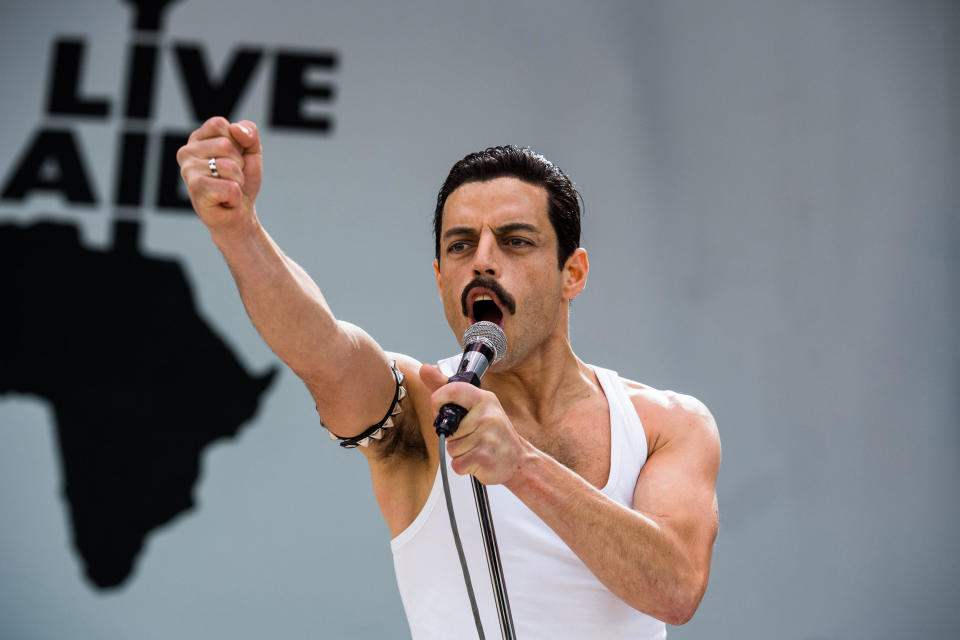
[1,1,957,638]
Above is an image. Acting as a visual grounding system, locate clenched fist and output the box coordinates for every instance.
[177,117,263,233]
[421,363,532,487]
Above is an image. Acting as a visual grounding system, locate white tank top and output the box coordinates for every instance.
[390,357,667,639]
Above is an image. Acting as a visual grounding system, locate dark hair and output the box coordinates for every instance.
[433,145,581,269]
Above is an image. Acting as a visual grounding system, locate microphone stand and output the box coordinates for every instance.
[471,476,517,640]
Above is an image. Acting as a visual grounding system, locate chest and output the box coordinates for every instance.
[513,398,611,489]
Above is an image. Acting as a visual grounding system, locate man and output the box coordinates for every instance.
[178,117,720,639]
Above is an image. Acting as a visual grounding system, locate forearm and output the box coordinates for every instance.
[505,447,708,624]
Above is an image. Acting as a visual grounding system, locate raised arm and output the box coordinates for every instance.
[177,117,395,435]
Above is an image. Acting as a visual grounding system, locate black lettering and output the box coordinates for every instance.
[115,132,148,206]
[173,45,263,122]
[112,219,142,253]
[270,51,337,132]
[1,129,97,204]
[121,0,181,32]
[155,131,193,211]
[124,44,159,119]
[46,40,110,118]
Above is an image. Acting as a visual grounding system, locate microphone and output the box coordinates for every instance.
[434,321,507,437]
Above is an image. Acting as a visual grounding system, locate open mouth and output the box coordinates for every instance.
[461,277,516,327]
[471,295,504,326]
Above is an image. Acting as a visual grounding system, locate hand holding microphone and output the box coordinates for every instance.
[427,321,528,485]
[434,321,507,437]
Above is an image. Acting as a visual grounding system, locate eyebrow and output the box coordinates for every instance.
[442,222,541,241]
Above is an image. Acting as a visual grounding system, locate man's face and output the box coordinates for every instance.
[434,177,568,369]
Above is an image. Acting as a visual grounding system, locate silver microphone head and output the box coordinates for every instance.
[461,321,508,365]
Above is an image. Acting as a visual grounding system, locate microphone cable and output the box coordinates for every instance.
[439,434,486,640]
[434,321,512,639]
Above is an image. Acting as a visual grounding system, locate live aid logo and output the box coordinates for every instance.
[1,0,338,247]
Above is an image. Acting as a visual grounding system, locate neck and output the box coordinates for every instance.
[484,334,595,426]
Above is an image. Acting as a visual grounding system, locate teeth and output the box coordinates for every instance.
[475,295,492,301]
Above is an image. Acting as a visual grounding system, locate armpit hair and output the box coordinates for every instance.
[373,408,428,461]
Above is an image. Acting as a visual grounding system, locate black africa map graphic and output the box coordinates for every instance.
[0,220,277,588]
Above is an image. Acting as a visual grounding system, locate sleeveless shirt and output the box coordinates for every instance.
[390,357,667,639]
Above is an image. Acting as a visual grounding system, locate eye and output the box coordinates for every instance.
[447,241,470,254]
[505,237,532,248]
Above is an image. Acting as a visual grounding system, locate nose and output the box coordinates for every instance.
[472,233,499,277]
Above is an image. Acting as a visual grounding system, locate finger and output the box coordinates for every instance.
[188,116,234,144]
[443,397,505,444]
[444,411,478,462]
[449,447,486,477]
[419,363,448,393]
[185,155,244,186]
[229,121,262,200]
[230,120,262,154]
[447,428,496,477]
[189,175,244,210]
[444,410,482,447]
[178,137,245,170]
[430,381,483,416]
[179,153,239,184]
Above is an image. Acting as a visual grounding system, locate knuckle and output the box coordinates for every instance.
[206,183,233,205]
[212,137,235,157]
[183,169,202,188]
[479,449,495,469]
[206,115,229,129]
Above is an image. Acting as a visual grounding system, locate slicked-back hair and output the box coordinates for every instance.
[433,145,581,269]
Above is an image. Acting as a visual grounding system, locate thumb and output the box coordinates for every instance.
[229,120,262,202]
[419,363,449,393]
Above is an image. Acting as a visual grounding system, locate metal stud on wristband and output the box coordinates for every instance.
[324,362,406,448]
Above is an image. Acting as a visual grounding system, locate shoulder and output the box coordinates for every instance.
[618,375,720,458]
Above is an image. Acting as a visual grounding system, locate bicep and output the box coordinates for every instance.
[306,322,398,436]
[632,404,721,566]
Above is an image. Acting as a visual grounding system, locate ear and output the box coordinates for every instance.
[433,258,442,294]
[561,248,588,301]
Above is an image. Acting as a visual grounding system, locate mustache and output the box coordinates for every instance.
[460,277,517,317]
